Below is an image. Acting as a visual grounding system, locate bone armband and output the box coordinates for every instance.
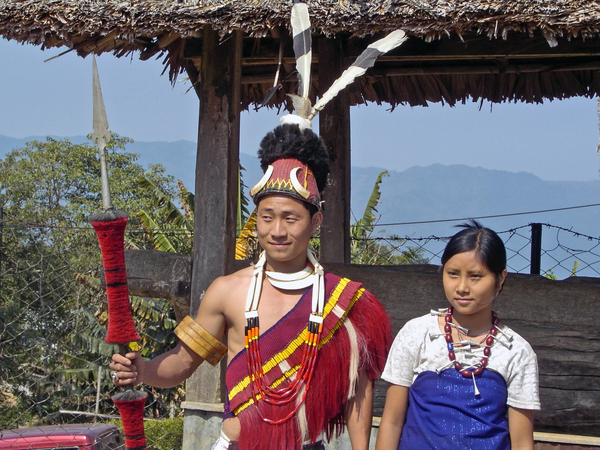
[174,316,227,366]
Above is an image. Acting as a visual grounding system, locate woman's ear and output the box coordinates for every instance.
[497,269,508,292]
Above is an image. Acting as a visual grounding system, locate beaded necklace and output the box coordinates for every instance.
[431,307,514,395]
[444,307,498,380]
[244,249,325,424]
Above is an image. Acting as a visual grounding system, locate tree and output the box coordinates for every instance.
[0,136,177,425]
[351,170,428,265]
[0,135,175,228]
[136,164,256,259]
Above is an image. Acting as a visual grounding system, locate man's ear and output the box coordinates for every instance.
[311,211,323,232]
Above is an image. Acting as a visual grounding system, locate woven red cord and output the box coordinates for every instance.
[113,391,148,450]
[91,216,140,344]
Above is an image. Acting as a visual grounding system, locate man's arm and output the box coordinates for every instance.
[345,369,373,450]
[508,407,535,450]
[110,276,228,388]
[375,384,409,450]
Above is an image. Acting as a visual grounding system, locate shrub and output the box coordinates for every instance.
[108,417,183,450]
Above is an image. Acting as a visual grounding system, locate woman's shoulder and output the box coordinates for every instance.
[402,312,436,329]
[500,324,537,357]
[487,323,538,378]
[394,312,438,340]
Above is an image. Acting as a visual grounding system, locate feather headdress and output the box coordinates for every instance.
[282,14,407,127]
[307,30,408,120]
[288,0,312,119]
[251,3,408,208]
[250,124,328,209]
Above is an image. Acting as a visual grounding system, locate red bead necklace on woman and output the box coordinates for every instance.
[444,306,499,378]
[443,307,501,395]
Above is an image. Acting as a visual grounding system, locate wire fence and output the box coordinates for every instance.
[1,219,599,447]
[348,223,600,279]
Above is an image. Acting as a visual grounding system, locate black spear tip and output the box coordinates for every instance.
[89,209,129,222]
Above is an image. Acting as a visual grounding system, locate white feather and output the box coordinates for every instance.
[309,30,407,118]
[344,319,360,400]
[296,385,309,442]
[369,29,408,54]
[291,1,312,100]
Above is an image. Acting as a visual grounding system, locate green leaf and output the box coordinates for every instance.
[138,209,177,252]
[236,211,258,260]
[352,170,388,240]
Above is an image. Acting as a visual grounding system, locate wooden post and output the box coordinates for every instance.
[318,36,351,264]
[0,207,3,300]
[182,27,242,450]
[530,223,542,275]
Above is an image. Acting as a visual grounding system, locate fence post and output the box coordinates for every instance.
[0,207,3,299]
[530,223,542,275]
[95,366,102,422]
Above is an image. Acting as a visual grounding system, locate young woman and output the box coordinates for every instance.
[376,221,540,450]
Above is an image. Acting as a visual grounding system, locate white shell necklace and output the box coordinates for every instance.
[245,249,325,320]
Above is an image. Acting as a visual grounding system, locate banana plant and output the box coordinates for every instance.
[136,176,194,253]
[351,170,388,241]
[350,171,427,265]
[136,165,254,259]
[350,171,388,264]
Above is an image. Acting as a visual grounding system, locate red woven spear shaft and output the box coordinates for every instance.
[90,209,147,450]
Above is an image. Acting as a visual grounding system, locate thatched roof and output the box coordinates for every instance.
[2,0,600,107]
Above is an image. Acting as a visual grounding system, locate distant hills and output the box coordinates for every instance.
[2,134,599,244]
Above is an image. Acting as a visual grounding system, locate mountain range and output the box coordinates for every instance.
[2,134,599,251]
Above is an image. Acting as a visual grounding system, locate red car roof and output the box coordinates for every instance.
[0,424,120,449]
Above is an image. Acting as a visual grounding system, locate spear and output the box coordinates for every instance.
[88,56,147,450]
[92,56,113,211]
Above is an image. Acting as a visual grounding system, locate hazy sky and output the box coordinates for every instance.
[2,37,600,182]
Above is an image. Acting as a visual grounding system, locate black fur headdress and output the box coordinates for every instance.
[257,124,329,193]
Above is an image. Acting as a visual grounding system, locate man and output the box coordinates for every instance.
[110,120,390,450]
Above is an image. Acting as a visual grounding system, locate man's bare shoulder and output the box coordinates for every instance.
[210,265,254,289]
[195,265,253,322]
[202,265,254,305]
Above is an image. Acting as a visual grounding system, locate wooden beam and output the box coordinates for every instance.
[182,33,600,68]
[156,32,181,49]
[123,249,600,435]
[345,33,600,61]
[182,27,242,449]
[372,61,600,77]
[237,61,600,85]
[318,36,351,264]
[123,250,191,323]
[533,432,600,447]
[187,26,242,320]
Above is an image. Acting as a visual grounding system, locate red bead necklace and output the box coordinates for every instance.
[444,307,499,378]
[243,250,326,425]
[245,314,323,424]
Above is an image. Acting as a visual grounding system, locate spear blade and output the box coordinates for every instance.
[92,55,113,210]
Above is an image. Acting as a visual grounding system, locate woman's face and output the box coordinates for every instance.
[442,250,507,319]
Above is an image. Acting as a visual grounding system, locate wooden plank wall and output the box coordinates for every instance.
[324,263,600,436]
[124,251,600,436]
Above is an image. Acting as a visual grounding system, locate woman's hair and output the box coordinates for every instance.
[441,219,506,277]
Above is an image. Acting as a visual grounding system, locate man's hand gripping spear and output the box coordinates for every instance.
[89,56,147,450]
